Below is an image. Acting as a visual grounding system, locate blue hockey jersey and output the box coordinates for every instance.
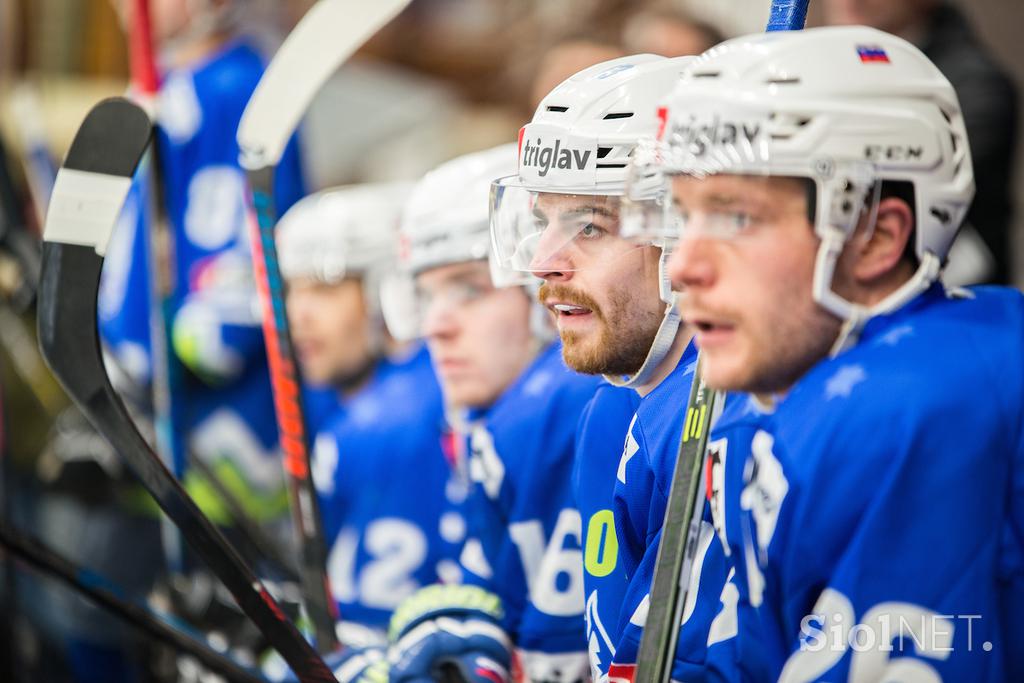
[573,382,642,679]
[98,39,305,524]
[609,341,735,682]
[313,345,462,632]
[458,341,602,681]
[710,284,1024,682]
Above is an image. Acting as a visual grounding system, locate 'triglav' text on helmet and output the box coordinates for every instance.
[642,25,974,352]
[490,54,694,389]
[382,143,540,342]
[277,181,411,343]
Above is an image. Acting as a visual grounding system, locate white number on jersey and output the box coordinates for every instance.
[510,509,584,617]
[328,518,428,610]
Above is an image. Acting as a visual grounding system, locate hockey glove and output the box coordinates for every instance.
[388,584,512,683]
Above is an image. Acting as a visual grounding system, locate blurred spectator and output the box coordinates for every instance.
[530,37,626,111]
[622,7,725,57]
[102,0,306,530]
[823,0,1019,284]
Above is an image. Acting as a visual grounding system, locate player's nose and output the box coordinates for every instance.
[667,235,716,291]
[421,300,458,340]
[528,230,575,282]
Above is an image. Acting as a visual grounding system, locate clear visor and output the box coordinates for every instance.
[622,137,881,245]
[380,260,513,342]
[489,175,648,274]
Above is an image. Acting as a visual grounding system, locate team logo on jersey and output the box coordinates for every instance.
[740,430,788,557]
[468,424,505,499]
[738,429,787,607]
[705,437,730,555]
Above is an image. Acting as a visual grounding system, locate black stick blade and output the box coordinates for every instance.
[36,97,335,682]
[63,98,152,176]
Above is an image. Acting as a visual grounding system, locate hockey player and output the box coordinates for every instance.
[100,0,305,531]
[276,183,463,645]
[489,55,734,681]
[363,144,602,683]
[642,25,1024,681]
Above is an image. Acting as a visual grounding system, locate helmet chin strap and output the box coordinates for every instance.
[604,247,681,390]
[814,232,943,356]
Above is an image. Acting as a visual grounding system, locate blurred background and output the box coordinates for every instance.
[0,0,1021,272]
[0,0,1021,250]
[0,0,1019,680]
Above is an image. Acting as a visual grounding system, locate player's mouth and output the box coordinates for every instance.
[547,301,596,330]
[689,317,736,348]
[551,302,592,317]
[436,356,470,375]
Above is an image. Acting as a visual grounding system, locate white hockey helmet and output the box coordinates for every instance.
[381,143,533,341]
[626,26,974,351]
[277,181,411,337]
[489,54,693,388]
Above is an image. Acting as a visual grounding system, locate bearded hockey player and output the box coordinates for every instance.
[347,144,601,683]
[100,0,306,529]
[276,183,463,646]
[490,55,734,682]
[644,25,1024,681]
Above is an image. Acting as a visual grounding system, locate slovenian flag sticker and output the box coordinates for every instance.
[857,45,890,63]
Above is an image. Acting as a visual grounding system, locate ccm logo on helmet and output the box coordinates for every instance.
[864,144,925,162]
[521,138,593,177]
[669,115,761,156]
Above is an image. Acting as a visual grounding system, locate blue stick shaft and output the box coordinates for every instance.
[766,0,810,31]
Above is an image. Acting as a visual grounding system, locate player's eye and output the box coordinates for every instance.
[455,281,491,303]
[726,211,753,232]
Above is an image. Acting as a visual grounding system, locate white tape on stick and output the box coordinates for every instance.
[44,168,132,256]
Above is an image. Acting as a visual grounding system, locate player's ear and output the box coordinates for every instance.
[848,196,915,284]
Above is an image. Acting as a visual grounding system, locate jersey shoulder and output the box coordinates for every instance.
[772,286,1024,507]
[351,346,444,432]
[487,342,601,443]
[576,382,642,447]
[787,286,1024,432]
[573,382,642,507]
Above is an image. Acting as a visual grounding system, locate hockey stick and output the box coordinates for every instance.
[127,0,190,576]
[0,521,265,683]
[185,449,300,582]
[766,0,810,32]
[633,4,809,680]
[633,355,720,683]
[237,0,412,653]
[37,97,334,682]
